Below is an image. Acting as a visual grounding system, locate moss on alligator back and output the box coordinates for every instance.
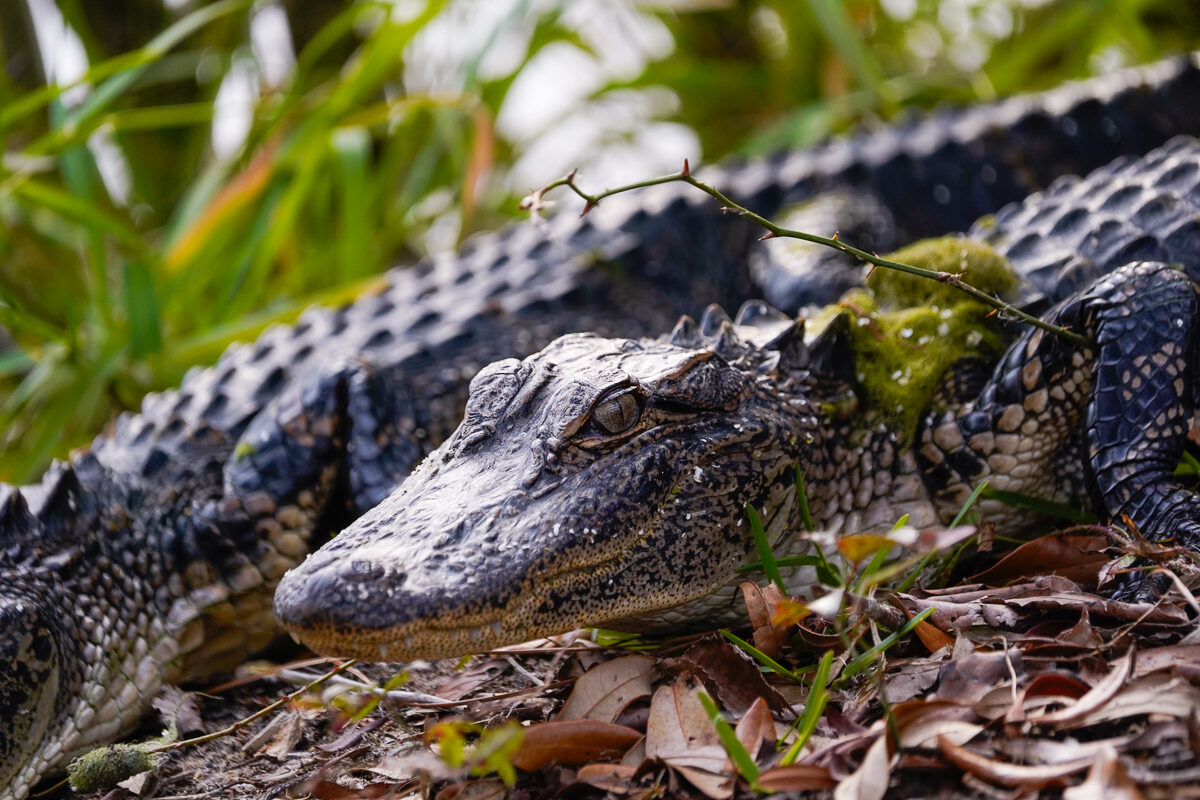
[810,236,1022,444]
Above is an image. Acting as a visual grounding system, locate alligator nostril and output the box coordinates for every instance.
[348,560,385,582]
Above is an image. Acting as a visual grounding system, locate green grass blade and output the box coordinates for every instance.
[58,0,254,140]
[950,480,989,528]
[980,486,1095,523]
[836,607,935,687]
[803,0,885,95]
[795,465,815,532]
[746,504,785,593]
[122,262,162,358]
[738,554,826,573]
[10,178,147,254]
[720,630,809,683]
[332,126,372,281]
[780,650,834,765]
[696,690,761,787]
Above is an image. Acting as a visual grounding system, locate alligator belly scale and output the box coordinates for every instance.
[6,57,1200,799]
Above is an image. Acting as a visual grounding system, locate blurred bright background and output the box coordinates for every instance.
[1,0,1197,482]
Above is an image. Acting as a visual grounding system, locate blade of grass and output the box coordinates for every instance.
[122,261,162,358]
[895,481,988,593]
[979,486,1095,523]
[780,650,834,765]
[803,0,886,96]
[696,690,762,789]
[720,630,810,683]
[795,465,815,532]
[332,126,372,281]
[746,504,785,594]
[835,606,935,687]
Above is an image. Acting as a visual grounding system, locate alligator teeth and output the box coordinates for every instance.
[491,621,503,637]
[469,626,483,642]
[378,642,390,660]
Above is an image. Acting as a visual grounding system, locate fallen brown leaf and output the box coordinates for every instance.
[937,735,1093,787]
[756,763,836,791]
[833,733,890,800]
[558,654,656,723]
[1061,745,1144,800]
[740,580,793,657]
[509,719,642,771]
[436,778,509,800]
[242,709,303,759]
[660,635,791,715]
[970,535,1110,587]
[645,677,733,799]
[935,640,1022,703]
[575,762,640,794]
[435,658,509,701]
[734,697,775,761]
[1029,648,1134,727]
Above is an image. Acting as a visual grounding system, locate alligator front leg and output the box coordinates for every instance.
[1082,263,1200,596]
[172,356,425,679]
[920,261,1200,586]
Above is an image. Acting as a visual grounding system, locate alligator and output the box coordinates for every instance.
[6,55,1200,799]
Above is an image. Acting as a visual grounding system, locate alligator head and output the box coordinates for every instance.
[275,302,835,660]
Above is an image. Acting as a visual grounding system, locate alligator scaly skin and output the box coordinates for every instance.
[275,136,1200,661]
[6,57,1200,798]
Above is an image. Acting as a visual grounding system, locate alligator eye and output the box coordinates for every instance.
[592,391,640,435]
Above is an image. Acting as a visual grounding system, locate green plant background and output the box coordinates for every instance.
[1,0,1197,483]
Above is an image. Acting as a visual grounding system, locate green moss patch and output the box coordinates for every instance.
[827,236,1020,443]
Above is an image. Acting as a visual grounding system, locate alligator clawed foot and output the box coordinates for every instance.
[1108,568,1172,604]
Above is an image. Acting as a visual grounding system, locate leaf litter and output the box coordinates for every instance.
[68,530,1200,800]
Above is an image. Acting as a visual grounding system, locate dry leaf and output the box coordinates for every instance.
[558,654,656,722]
[660,635,791,715]
[1072,673,1200,727]
[1062,745,1144,800]
[935,643,1022,703]
[509,720,642,771]
[242,709,303,759]
[435,658,509,701]
[436,778,509,800]
[833,733,890,800]
[645,678,733,799]
[734,697,775,761]
[575,762,640,794]
[152,686,204,734]
[938,735,1093,787]
[971,535,1110,587]
[740,580,793,657]
[756,763,836,791]
[645,679,724,768]
[1134,644,1200,677]
[1029,648,1134,727]
[890,700,982,749]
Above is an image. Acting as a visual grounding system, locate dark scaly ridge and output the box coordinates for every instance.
[6,55,1200,799]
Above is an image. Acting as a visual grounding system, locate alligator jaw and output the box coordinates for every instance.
[275,319,824,661]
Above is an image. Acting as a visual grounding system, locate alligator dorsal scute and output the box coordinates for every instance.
[0,485,34,547]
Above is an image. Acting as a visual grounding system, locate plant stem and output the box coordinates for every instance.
[526,166,1091,348]
[148,659,357,754]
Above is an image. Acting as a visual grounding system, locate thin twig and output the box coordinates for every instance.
[524,165,1091,348]
[147,659,356,754]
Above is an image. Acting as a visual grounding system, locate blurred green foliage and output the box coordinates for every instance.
[0,0,1197,482]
